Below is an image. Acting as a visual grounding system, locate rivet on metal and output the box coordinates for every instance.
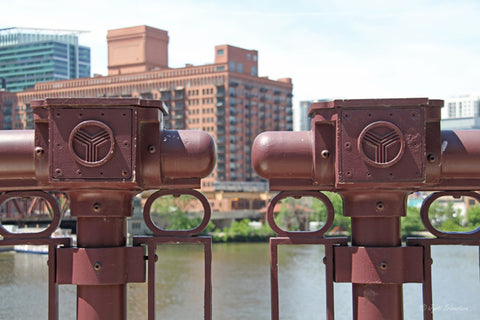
[93,261,102,271]
[376,202,385,211]
[35,147,45,158]
[148,145,156,154]
[320,150,330,159]
[427,153,436,163]
[55,168,63,176]
[92,203,102,213]
[379,261,388,271]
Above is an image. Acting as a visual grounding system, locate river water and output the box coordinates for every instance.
[0,243,478,319]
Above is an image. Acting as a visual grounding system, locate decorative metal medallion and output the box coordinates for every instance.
[68,120,115,167]
[358,121,405,168]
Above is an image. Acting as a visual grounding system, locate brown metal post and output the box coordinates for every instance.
[71,190,132,320]
[342,191,406,319]
[252,98,452,319]
[0,98,216,319]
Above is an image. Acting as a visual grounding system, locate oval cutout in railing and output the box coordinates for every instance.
[267,191,335,238]
[0,191,62,239]
[143,189,211,236]
[420,191,480,239]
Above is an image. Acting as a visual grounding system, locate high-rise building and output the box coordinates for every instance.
[0,27,91,92]
[294,100,312,131]
[1,25,293,190]
[441,94,480,129]
[294,99,332,131]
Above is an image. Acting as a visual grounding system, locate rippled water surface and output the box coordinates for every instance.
[0,243,478,319]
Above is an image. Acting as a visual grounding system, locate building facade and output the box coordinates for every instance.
[294,100,313,131]
[0,27,91,92]
[441,94,480,130]
[1,25,293,190]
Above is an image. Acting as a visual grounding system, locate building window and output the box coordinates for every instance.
[217,49,225,56]
[251,66,257,76]
[247,53,251,60]
[237,63,243,73]
[229,61,235,71]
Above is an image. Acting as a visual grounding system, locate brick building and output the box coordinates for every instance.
[0,25,293,190]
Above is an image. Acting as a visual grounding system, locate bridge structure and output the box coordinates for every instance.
[1,97,480,320]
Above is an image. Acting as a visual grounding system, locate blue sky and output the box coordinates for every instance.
[2,0,480,102]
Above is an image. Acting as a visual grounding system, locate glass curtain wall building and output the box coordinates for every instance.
[0,28,90,92]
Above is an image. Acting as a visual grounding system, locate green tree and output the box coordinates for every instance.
[275,197,312,231]
[401,206,425,236]
[150,195,214,234]
[466,205,480,228]
[310,192,350,235]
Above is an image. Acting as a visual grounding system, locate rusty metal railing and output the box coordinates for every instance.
[0,98,216,320]
[1,97,480,319]
[252,98,480,320]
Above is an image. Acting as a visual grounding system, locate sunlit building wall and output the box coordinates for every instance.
[441,94,480,130]
[1,25,293,189]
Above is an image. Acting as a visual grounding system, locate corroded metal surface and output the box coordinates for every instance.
[0,98,216,320]
[253,98,480,320]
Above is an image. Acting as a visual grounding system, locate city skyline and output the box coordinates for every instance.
[2,0,480,102]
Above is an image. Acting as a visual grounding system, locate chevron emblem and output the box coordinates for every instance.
[73,129,111,163]
[69,120,115,167]
[363,130,401,164]
[358,121,404,167]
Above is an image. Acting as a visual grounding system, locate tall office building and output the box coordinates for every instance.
[2,25,293,190]
[0,27,91,92]
[294,100,312,131]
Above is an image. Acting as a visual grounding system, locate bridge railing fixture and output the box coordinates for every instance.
[1,97,480,319]
[252,98,480,320]
[0,98,216,320]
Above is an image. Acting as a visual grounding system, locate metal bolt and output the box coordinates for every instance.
[93,261,102,271]
[92,203,102,213]
[35,147,45,158]
[148,144,156,154]
[345,142,352,151]
[76,169,82,176]
[379,261,388,271]
[55,168,63,176]
[376,201,385,211]
[121,170,129,176]
[427,153,436,163]
[320,149,330,159]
